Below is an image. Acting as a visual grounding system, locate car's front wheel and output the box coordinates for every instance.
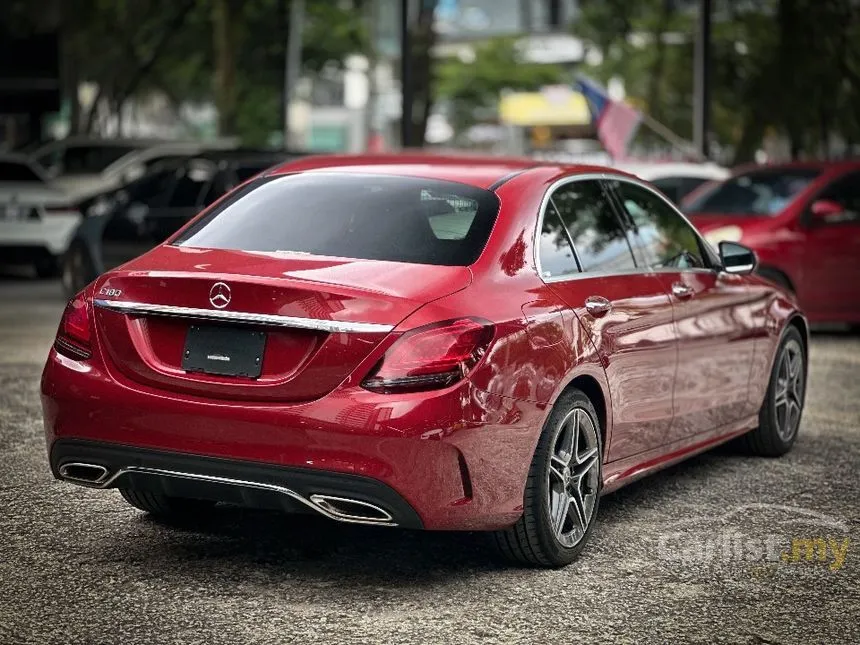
[119,488,217,517]
[739,325,806,456]
[491,388,602,567]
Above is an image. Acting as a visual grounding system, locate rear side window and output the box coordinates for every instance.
[551,180,637,273]
[538,206,579,278]
[174,173,500,266]
[0,161,43,182]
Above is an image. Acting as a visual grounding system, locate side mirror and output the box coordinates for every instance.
[719,241,757,275]
[811,199,846,222]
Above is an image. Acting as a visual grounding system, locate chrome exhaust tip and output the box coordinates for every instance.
[309,494,394,525]
[58,462,110,486]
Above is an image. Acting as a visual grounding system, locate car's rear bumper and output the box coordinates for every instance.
[50,438,424,528]
[41,348,544,531]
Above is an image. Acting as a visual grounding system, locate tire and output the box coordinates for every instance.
[491,388,603,567]
[33,255,58,279]
[756,266,793,293]
[61,243,96,299]
[119,488,217,516]
[738,326,806,457]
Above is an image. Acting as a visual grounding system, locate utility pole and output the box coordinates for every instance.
[693,0,711,159]
[284,0,305,149]
[400,0,412,148]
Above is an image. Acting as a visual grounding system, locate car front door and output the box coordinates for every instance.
[537,177,678,461]
[796,171,860,321]
[607,177,762,443]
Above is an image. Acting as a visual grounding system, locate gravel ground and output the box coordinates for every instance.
[0,277,858,644]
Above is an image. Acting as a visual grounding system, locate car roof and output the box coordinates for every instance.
[270,153,633,190]
[611,161,729,181]
[731,160,860,175]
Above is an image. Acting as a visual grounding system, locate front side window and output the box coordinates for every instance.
[685,168,820,216]
[174,173,500,266]
[650,176,710,205]
[813,172,860,224]
[613,181,706,270]
[551,180,637,273]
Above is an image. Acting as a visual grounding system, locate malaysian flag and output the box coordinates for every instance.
[576,76,642,160]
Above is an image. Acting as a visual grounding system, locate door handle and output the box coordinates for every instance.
[585,295,612,317]
[671,282,694,299]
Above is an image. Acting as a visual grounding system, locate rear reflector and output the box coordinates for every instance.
[55,295,92,360]
[362,318,493,393]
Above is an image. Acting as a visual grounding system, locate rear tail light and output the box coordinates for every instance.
[44,206,81,217]
[362,318,494,393]
[54,295,92,360]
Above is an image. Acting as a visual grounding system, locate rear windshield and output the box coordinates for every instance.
[36,145,138,175]
[0,161,44,182]
[685,168,821,215]
[173,173,500,266]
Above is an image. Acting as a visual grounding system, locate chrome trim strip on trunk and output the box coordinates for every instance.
[61,464,398,527]
[93,299,394,334]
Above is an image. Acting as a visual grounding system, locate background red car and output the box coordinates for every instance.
[42,156,807,567]
[685,161,860,325]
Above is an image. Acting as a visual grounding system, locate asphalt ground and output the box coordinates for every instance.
[0,275,858,644]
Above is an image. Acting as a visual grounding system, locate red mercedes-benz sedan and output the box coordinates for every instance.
[685,161,860,325]
[41,155,808,567]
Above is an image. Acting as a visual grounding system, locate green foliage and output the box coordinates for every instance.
[574,0,860,161]
[7,0,367,144]
[436,37,567,135]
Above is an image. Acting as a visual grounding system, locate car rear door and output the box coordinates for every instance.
[537,177,677,461]
[606,177,761,443]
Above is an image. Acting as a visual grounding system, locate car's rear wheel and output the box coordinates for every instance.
[119,488,217,516]
[491,388,602,567]
[738,326,806,456]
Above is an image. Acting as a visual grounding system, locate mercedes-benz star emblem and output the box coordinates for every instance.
[209,282,231,309]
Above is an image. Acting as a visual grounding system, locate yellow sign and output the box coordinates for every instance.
[499,91,591,126]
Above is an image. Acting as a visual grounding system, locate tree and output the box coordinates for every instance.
[573,0,860,162]
[436,38,566,138]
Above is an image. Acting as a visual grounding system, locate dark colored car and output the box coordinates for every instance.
[685,161,860,324]
[43,154,806,567]
[61,150,305,296]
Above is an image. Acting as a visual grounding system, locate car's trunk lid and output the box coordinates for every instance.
[92,245,471,402]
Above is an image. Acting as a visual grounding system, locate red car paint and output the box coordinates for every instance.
[686,161,860,324]
[41,155,805,531]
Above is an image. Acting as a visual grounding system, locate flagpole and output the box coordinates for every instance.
[638,111,704,161]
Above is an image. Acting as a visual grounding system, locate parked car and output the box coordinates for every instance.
[61,150,304,296]
[42,154,807,567]
[31,136,237,201]
[685,161,860,325]
[613,161,730,205]
[0,154,81,276]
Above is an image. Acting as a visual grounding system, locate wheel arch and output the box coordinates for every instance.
[553,372,610,457]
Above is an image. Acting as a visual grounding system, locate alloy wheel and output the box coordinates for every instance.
[546,407,600,548]
[774,339,804,442]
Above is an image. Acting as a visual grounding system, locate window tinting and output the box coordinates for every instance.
[174,173,500,266]
[551,180,637,273]
[538,205,579,278]
[614,181,706,269]
[0,161,43,182]
[814,172,860,224]
[685,168,820,215]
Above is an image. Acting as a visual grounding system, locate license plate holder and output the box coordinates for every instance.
[182,325,267,378]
